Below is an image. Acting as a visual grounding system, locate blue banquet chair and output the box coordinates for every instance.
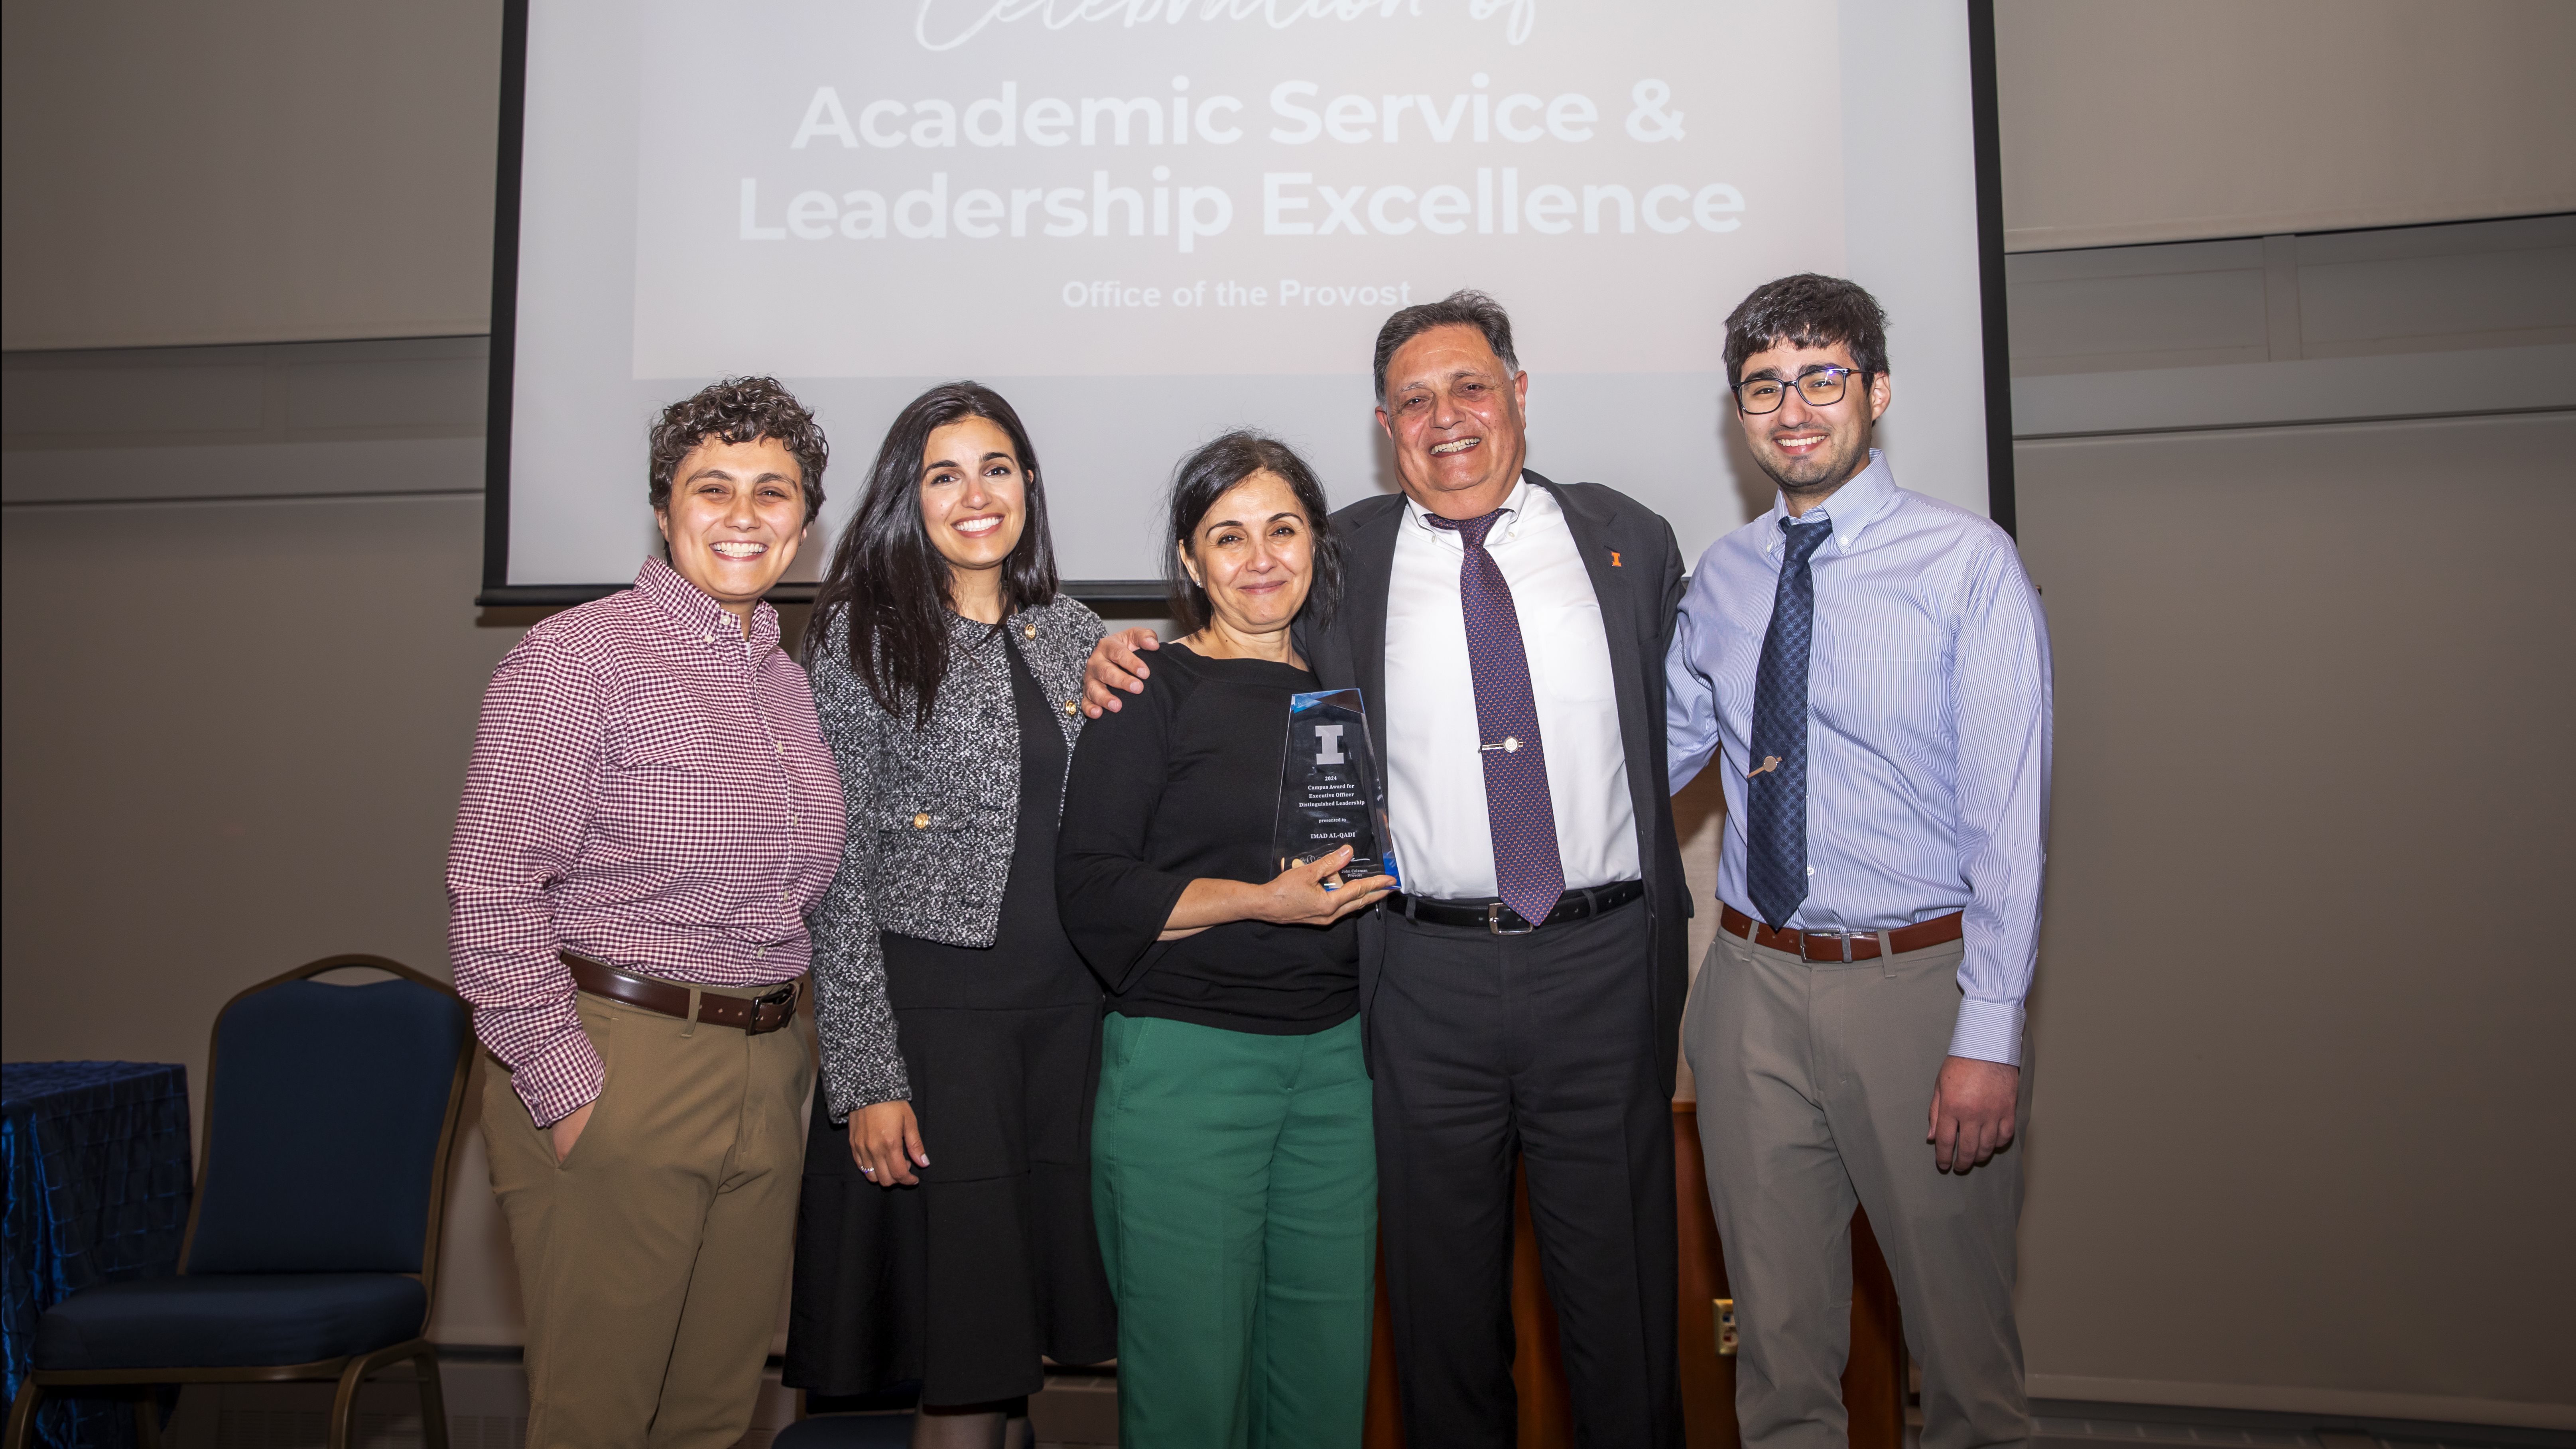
[4,955,472,1449]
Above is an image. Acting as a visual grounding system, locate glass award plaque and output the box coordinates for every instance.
[1272,688,1400,887]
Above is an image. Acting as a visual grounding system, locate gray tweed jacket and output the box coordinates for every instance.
[804,596,1104,1119]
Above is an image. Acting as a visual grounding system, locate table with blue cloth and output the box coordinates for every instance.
[2,1062,194,1449]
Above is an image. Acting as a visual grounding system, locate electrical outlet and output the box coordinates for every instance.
[1714,1298,1739,1356]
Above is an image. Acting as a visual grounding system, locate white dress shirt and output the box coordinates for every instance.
[1385,475,1641,900]
[1665,452,2052,1064]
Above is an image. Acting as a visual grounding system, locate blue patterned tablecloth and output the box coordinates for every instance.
[2,1061,194,1449]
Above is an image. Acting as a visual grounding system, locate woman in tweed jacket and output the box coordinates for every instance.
[784,382,1116,1447]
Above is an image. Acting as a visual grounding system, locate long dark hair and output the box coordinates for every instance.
[1164,431,1341,635]
[808,382,1060,728]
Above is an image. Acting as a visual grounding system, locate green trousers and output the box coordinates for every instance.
[1093,1012,1377,1449]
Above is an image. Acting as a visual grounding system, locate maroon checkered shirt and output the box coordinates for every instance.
[448,558,846,1125]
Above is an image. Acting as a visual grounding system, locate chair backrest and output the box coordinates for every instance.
[182,956,471,1280]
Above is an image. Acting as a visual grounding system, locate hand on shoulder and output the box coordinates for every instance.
[1081,626,1161,718]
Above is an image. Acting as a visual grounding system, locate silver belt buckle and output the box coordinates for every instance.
[1488,901,1537,936]
[1798,929,1855,963]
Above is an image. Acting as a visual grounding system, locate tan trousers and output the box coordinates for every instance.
[1684,929,2033,1449]
[484,981,811,1449]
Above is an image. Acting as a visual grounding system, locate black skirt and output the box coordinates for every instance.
[785,638,1118,1407]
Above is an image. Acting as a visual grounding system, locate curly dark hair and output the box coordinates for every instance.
[647,376,828,524]
[1371,289,1520,404]
[1721,274,1890,387]
[1164,431,1341,636]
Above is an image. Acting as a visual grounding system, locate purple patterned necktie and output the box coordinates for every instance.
[1426,508,1566,927]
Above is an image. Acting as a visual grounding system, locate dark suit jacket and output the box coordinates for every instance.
[1304,471,1694,1095]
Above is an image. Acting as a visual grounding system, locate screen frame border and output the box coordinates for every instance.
[474,0,2018,607]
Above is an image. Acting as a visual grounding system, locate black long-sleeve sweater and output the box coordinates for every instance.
[1055,642,1360,1034]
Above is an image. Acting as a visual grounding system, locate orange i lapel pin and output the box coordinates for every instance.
[1610,551,1622,567]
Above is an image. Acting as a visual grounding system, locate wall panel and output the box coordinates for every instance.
[2012,413,2576,1425]
[0,0,503,350]
[0,492,527,1342]
[1993,0,2576,251]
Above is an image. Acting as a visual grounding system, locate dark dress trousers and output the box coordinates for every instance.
[1304,472,1691,1447]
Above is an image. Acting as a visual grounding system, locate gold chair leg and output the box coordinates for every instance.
[329,1354,372,1449]
[3,1379,42,1449]
[412,1343,451,1449]
[131,1392,163,1449]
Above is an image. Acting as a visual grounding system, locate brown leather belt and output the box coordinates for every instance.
[561,952,800,1034]
[1718,905,1964,963]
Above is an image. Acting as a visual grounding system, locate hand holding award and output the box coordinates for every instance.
[1251,844,1393,926]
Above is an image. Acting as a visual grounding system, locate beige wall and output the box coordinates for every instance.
[0,492,531,1342]
[0,495,500,994]
[0,0,502,350]
[2011,412,2576,1425]
[1994,0,2576,251]
[6,0,2572,349]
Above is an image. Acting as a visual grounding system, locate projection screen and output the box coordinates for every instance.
[481,0,2013,601]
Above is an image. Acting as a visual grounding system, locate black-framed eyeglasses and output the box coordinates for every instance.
[1733,365,1866,415]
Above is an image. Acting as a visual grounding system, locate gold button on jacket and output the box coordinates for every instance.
[911,812,931,829]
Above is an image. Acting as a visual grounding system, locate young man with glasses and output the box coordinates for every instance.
[1668,274,2052,1449]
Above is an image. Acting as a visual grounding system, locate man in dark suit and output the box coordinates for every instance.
[1087,291,1689,1445]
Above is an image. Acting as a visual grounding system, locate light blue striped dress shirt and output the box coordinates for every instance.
[1665,451,2052,1065]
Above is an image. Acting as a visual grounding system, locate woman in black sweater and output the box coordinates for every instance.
[1056,433,1393,1449]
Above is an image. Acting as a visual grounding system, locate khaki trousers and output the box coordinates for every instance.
[484,982,811,1449]
[1684,929,2032,1449]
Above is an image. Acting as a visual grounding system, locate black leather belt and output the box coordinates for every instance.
[1389,880,1646,935]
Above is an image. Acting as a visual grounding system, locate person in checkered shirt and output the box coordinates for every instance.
[448,377,845,1447]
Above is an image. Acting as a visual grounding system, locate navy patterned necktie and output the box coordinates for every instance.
[1426,508,1566,928]
[1747,515,1835,931]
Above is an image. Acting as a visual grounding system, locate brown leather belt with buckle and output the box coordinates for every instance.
[561,952,800,1034]
[1718,905,1964,963]
[1391,879,1647,935]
